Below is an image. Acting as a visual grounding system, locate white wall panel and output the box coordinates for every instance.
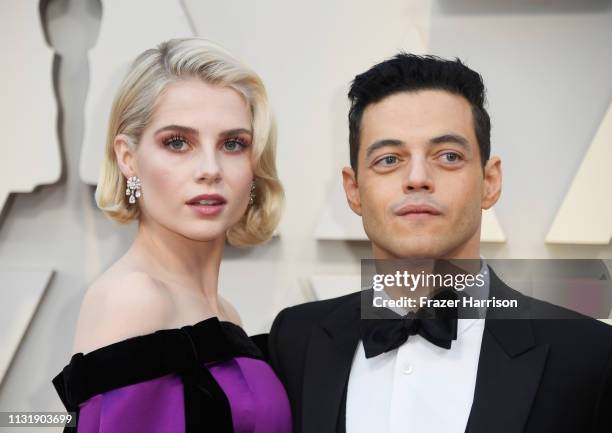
[546,102,612,244]
[0,0,61,213]
[0,267,53,385]
[79,0,194,184]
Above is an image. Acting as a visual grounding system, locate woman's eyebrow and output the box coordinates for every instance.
[219,128,252,137]
[154,124,198,136]
[153,125,252,138]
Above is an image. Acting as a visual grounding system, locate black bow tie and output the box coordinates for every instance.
[360,292,459,358]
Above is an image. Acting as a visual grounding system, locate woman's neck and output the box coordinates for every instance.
[126,216,226,304]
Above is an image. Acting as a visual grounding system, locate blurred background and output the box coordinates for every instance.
[0,0,611,429]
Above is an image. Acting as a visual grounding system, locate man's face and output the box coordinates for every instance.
[342,89,501,259]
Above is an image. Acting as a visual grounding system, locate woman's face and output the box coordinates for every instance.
[122,78,254,241]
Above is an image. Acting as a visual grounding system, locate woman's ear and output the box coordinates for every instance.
[113,134,137,178]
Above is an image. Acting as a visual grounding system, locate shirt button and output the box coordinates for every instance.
[403,364,413,375]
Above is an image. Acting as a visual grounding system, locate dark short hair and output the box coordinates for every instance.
[348,53,491,173]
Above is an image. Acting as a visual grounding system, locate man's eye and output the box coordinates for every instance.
[440,152,462,163]
[376,155,399,166]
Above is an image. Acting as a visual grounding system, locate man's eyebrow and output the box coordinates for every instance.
[428,133,469,147]
[365,139,404,159]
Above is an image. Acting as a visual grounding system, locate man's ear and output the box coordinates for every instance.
[113,134,137,178]
[342,166,362,216]
[482,156,502,210]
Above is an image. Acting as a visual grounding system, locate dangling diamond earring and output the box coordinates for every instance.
[249,179,256,206]
[126,176,142,204]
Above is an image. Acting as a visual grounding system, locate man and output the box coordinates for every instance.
[268,54,612,433]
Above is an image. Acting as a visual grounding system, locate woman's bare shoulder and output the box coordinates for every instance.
[71,269,175,356]
[219,295,242,327]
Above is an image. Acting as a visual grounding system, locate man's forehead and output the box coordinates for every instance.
[362,89,473,123]
[359,90,478,149]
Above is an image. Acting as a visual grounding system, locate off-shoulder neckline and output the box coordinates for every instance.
[53,316,265,409]
[70,315,244,360]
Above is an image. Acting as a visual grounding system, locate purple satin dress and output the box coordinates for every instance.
[52,317,292,433]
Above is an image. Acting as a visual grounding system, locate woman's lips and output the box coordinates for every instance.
[187,202,225,216]
[186,193,227,216]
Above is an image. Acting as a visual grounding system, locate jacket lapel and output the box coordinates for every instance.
[467,268,550,433]
[300,269,549,433]
[302,292,362,433]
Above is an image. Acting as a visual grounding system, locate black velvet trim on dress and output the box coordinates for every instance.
[51,317,264,433]
[250,333,269,360]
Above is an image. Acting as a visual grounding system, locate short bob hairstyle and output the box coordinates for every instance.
[95,37,284,247]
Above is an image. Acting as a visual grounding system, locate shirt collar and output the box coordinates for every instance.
[376,257,490,334]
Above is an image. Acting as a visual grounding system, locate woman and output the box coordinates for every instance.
[52,37,290,433]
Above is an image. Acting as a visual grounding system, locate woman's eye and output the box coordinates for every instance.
[440,152,462,163]
[376,155,399,166]
[164,136,188,152]
[223,138,246,152]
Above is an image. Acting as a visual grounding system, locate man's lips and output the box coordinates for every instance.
[394,203,442,217]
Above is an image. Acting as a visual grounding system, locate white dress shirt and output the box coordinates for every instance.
[346,261,490,433]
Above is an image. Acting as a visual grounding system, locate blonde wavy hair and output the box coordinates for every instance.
[95,37,284,247]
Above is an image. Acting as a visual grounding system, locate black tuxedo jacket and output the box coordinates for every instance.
[268,268,612,433]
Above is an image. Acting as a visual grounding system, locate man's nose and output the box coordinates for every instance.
[404,157,433,192]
